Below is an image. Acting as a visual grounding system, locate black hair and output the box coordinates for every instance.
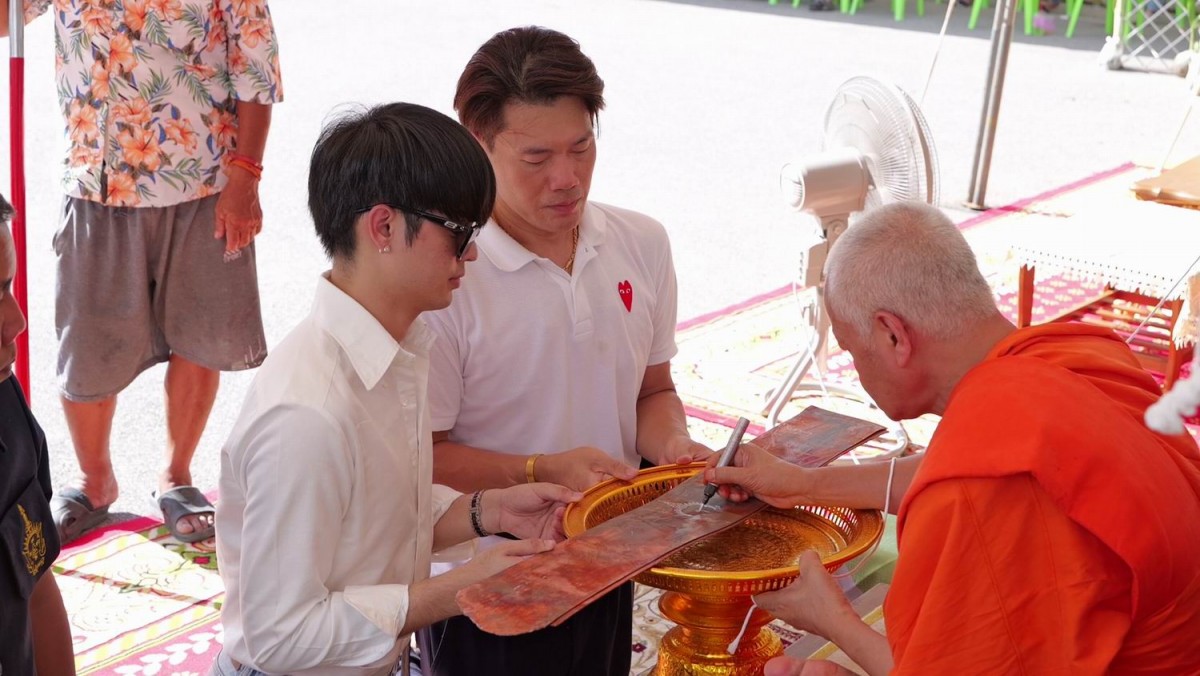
[455,26,605,147]
[307,102,496,260]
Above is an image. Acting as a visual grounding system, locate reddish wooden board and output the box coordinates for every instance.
[457,407,885,635]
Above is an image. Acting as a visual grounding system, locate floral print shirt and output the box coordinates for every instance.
[25,0,284,207]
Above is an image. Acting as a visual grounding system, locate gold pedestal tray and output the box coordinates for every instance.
[563,464,883,676]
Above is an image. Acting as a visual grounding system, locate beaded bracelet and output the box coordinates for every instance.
[469,490,491,538]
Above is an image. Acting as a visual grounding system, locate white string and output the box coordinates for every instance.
[728,459,896,654]
[834,457,895,580]
[727,601,758,655]
[921,0,959,105]
[1121,249,1200,346]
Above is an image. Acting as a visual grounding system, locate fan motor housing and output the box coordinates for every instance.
[780,148,871,218]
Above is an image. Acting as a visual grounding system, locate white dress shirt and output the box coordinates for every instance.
[217,274,460,675]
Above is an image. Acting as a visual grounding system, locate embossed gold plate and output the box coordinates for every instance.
[564,463,884,591]
[563,463,885,676]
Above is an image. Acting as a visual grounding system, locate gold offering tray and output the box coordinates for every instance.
[563,463,884,675]
[564,463,883,589]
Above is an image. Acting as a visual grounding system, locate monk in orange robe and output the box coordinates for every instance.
[706,201,1200,675]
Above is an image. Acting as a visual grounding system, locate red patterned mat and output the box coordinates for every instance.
[55,516,223,675]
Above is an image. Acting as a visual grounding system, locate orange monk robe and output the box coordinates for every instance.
[884,324,1200,674]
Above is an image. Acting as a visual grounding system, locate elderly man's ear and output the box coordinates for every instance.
[874,311,913,367]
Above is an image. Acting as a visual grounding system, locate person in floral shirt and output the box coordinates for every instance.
[6,0,284,545]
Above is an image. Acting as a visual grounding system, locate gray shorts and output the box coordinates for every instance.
[55,195,267,402]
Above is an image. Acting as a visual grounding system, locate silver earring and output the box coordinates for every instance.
[379,245,392,254]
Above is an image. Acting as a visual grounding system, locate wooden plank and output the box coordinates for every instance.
[1040,289,1118,325]
[1092,307,1172,330]
[1017,266,1036,328]
[457,407,886,636]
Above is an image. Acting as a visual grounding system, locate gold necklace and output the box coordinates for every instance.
[564,227,580,274]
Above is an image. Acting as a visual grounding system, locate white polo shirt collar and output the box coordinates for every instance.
[479,202,609,273]
[311,273,434,391]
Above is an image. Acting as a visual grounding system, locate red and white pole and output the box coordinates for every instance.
[8,0,28,398]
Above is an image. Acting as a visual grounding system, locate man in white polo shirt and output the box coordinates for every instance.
[418,26,713,676]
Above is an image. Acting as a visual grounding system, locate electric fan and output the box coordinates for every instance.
[762,76,940,457]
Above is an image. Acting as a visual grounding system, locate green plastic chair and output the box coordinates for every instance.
[1064,0,1117,38]
[831,0,926,17]
[772,0,937,18]
[969,0,1046,34]
[892,0,927,20]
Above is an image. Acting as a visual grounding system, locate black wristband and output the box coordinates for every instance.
[469,490,491,538]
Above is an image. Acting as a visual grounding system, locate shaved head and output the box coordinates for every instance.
[824,201,999,342]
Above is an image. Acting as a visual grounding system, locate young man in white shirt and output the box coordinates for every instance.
[214,103,580,676]
[418,27,713,676]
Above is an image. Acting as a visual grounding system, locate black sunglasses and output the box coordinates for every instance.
[358,204,483,259]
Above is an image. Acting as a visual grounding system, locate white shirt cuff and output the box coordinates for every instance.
[431,483,461,524]
[343,584,409,637]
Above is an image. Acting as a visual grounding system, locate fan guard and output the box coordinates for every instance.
[822,76,939,209]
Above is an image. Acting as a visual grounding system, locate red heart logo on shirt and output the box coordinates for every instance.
[618,280,633,312]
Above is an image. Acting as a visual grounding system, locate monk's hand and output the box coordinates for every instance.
[661,434,716,466]
[484,484,583,542]
[214,169,263,254]
[536,446,639,492]
[702,442,813,508]
[461,538,556,582]
[764,657,858,676]
[754,550,858,639]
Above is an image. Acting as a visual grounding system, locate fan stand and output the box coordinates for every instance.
[761,226,909,460]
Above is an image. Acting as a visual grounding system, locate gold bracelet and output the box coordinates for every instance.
[525,454,543,483]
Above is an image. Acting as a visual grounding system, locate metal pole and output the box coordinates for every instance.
[966,0,1020,210]
[9,0,30,397]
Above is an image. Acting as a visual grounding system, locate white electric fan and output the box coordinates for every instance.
[762,76,940,458]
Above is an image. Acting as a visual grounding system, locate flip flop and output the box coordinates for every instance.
[50,487,110,544]
[155,486,216,544]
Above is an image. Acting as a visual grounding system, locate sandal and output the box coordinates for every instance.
[50,487,110,544]
[155,486,216,544]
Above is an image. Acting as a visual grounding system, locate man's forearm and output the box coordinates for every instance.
[433,439,528,491]
[432,492,476,551]
[402,566,481,635]
[827,616,894,676]
[805,454,922,513]
[234,101,272,161]
[31,573,76,675]
[634,388,692,466]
